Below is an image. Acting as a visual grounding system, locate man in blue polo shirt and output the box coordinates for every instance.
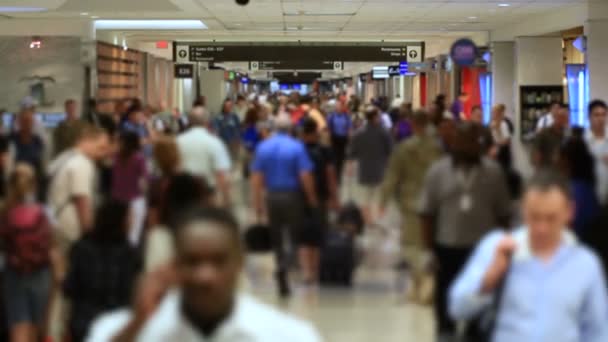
[251,116,319,298]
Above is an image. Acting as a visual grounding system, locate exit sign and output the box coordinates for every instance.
[156,41,169,49]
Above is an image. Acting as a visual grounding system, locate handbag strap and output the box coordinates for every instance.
[485,254,512,339]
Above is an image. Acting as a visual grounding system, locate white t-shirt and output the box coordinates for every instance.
[87,291,322,342]
[47,150,96,245]
[381,113,393,131]
[491,120,512,144]
[177,127,231,187]
[536,113,554,132]
[585,130,608,204]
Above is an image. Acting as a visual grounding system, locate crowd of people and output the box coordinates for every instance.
[0,88,606,342]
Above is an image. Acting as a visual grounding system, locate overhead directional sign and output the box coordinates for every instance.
[406,46,422,63]
[175,42,425,63]
[175,45,190,63]
[249,60,342,71]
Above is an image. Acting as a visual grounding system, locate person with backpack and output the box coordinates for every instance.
[0,163,52,342]
[63,200,141,342]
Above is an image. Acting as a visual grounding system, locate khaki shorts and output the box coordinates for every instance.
[352,183,381,207]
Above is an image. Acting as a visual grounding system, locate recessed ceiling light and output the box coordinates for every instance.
[80,12,89,15]
[0,6,47,12]
[91,16,100,19]
[94,20,208,30]
[498,3,510,7]
[468,16,477,19]
[234,23,242,26]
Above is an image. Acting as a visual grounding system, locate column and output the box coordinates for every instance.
[200,69,227,114]
[585,1,608,100]
[491,41,515,115]
[512,36,563,177]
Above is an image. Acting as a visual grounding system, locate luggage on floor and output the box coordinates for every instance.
[320,228,356,286]
[244,224,273,253]
[337,202,364,235]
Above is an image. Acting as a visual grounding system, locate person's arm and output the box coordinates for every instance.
[326,164,339,210]
[300,171,319,208]
[73,195,93,233]
[110,267,175,342]
[580,255,608,342]
[418,163,440,249]
[297,145,318,207]
[379,147,402,213]
[215,170,231,208]
[250,172,265,220]
[449,232,508,320]
[214,141,232,208]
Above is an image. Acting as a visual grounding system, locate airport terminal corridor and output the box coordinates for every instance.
[0,1,608,342]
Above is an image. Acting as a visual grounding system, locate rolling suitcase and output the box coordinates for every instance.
[320,228,356,286]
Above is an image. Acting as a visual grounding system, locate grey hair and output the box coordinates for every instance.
[188,106,209,127]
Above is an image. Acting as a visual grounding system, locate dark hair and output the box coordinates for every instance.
[527,169,572,199]
[174,207,240,246]
[193,96,206,107]
[301,118,318,135]
[561,136,596,186]
[91,200,130,243]
[365,106,379,121]
[221,98,233,113]
[588,99,607,116]
[549,100,562,109]
[236,94,246,102]
[532,129,562,168]
[411,110,429,126]
[126,103,142,118]
[162,173,212,227]
[119,131,141,160]
[243,108,258,127]
[559,103,570,110]
[65,99,76,106]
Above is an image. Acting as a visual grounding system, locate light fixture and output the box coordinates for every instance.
[80,12,89,15]
[468,16,477,20]
[91,15,99,19]
[283,11,355,16]
[498,3,510,7]
[94,20,207,30]
[29,36,41,49]
[0,6,47,12]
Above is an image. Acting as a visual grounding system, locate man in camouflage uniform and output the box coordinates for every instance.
[379,109,442,303]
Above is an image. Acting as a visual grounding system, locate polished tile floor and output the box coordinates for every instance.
[251,269,435,342]
[233,169,435,342]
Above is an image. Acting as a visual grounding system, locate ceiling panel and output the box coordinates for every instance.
[57,0,180,12]
[0,0,589,42]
